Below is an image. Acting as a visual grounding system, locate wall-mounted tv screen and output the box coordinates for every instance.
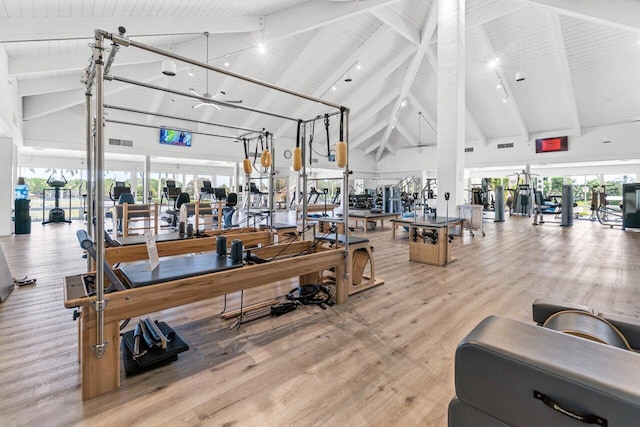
[535,136,568,153]
[160,128,192,147]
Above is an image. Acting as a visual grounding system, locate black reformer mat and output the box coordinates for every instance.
[119,253,243,288]
[121,321,189,376]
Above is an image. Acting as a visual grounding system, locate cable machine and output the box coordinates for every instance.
[82,27,351,372]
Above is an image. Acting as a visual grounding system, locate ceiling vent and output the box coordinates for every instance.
[464,147,474,152]
[109,138,133,147]
[497,143,514,149]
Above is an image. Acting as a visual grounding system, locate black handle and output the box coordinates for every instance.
[534,390,607,426]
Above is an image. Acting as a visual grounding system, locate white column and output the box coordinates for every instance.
[0,138,15,235]
[130,169,137,202]
[233,162,240,193]
[144,155,151,203]
[436,0,466,215]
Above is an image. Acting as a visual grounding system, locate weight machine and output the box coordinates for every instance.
[42,175,72,225]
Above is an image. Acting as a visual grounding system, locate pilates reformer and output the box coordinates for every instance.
[65,231,347,399]
[77,27,351,401]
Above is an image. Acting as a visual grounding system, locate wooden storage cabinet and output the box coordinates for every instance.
[408,225,448,266]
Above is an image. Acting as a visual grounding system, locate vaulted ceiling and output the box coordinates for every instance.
[3,0,640,161]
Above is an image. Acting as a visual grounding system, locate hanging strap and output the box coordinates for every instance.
[533,391,607,426]
[243,138,249,159]
[253,137,259,167]
[296,119,302,148]
[339,108,344,141]
[324,114,330,158]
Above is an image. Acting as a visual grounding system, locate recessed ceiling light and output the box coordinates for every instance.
[332,85,337,91]
[224,61,230,67]
[401,100,407,107]
[496,83,502,89]
[257,43,266,54]
[356,61,362,70]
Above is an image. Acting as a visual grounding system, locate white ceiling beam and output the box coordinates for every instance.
[386,140,397,155]
[350,119,390,149]
[467,0,525,28]
[520,0,640,32]
[406,92,436,133]
[9,50,159,76]
[272,25,396,137]
[22,63,184,120]
[550,12,581,136]
[261,0,404,43]
[376,1,438,161]
[364,141,382,155]
[18,75,82,97]
[395,120,417,146]
[371,8,420,45]
[0,16,264,42]
[474,26,529,141]
[421,46,486,145]
[350,91,398,128]
[466,106,488,146]
[21,2,393,120]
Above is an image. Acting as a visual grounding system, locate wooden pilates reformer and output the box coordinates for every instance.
[105,229,272,265]
[78,28,351,402]
[64,239,346,400]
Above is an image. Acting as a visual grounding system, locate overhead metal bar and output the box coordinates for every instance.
[108,75,299,123]
[100,29,345,111]
[105,119,240,140]
[103,104,263,134]
[303,110,343,124]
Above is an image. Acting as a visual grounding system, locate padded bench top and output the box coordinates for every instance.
[120,253,243,288]
[317,233,369,245]
[260,222,297,230]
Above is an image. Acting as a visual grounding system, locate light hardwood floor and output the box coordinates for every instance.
[1,214,639,426]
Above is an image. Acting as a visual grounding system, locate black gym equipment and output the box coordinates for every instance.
[199,180,214,201]
[223,193,238,228]
[622,183,640,230]
[161,180,181,207]
[109,181,131,204]
[307,186,321,204]
[42,175,72,225]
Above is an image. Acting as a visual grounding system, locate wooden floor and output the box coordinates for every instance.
[1,214,639,426]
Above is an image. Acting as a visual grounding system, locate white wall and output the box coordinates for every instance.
[22,108,378,176]
[376,121,640,177]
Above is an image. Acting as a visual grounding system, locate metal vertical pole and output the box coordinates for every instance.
[85,92,93,272]
[301,123,308,238]
[342,109,350,284]
[92,32,108,358]
[269,135,275,228]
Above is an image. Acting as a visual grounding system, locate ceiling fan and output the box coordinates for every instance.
[189,32,242,110]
